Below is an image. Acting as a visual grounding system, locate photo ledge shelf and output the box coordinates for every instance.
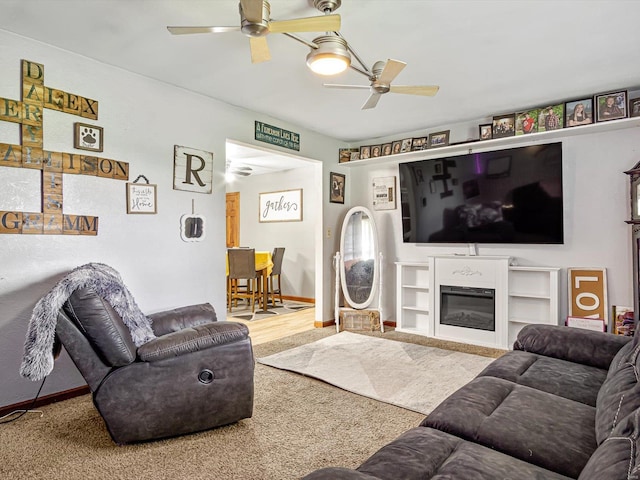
[342,116,640,168]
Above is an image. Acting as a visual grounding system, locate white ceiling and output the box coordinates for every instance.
[2,0,640,148]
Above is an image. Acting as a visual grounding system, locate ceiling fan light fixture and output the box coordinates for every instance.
[306,36,351,76]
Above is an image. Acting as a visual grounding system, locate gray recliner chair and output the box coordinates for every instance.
[55,288,254,445]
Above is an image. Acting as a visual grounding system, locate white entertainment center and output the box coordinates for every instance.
[395,256,559,350]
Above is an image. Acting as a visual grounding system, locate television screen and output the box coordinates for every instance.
[399,142,564,244]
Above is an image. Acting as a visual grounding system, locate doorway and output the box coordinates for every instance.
[225,139,323,321]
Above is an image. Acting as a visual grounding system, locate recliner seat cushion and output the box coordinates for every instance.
[421,376,597,479]
[478,350,607,406]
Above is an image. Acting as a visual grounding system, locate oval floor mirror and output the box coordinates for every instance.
[334,206,383,333]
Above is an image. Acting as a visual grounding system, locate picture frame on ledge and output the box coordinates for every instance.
[630,98,640,118]
[427,130,450,148]
[538,104,564,132]
[411,137,427,151]
[492,114,515,138]
[595,90,627,122]
[360,145,371,159]
[564,98,594,128]
[479,124,493,140]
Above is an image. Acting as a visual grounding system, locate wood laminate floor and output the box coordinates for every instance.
[231,307,317,345]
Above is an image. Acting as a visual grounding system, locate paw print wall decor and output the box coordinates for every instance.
[74,122,103,152]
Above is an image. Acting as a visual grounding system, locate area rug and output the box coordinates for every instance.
[257,331,494,415]
[228,299,314,321]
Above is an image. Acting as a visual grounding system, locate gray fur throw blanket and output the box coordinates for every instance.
[20,263,156,381]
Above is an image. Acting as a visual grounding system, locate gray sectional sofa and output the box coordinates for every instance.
[302,324,640,479]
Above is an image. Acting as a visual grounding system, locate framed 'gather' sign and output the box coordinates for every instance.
[567,268,608,322]
[259,189,302,222]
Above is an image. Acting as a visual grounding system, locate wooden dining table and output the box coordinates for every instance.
[226,250,274,311]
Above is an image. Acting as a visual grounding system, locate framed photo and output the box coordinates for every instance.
[492,114,515,138]
[595,91,627,122]
[400,138,413,153]
[391,140,403,155]
[360,145,371,159]
[370,145,381,158]
[126,182,157,214]
[411,137,427,151]
[259,189,303,222]
[479,124,492,140]
[339,148,357,163]
[564,98,593,128]
[538,104,564,132]
[427,130,450,148]
[381,143,393,156]
[329,172,345,204]
[567,268,608,322]
[630,98,640,118]
[372,176,396,210]
[74,122,103,152]
[612,305,634,335]
[515,109,539,135]
[350,151,360,161]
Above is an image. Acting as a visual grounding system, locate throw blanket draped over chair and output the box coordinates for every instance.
[20,262,155,381]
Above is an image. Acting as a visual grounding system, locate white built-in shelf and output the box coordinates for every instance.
[344,116,640,168]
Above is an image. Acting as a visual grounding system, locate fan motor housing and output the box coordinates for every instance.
[240,0,270,37]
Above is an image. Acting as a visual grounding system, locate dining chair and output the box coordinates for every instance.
[268,247,285,306]
[227,248,261,312]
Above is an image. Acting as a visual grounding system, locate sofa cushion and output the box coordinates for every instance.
[478,350,607,406]
[303,427,573,480]
[421,376,596,478]
[579,408,640,480]
[595,341,640,444]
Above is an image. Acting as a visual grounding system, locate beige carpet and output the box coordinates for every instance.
[0,327,503,480]
[258,331,494,415]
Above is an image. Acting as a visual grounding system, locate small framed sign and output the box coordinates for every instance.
[259,189,303,222]
[126,183,157,214]
[372,176,396,210]
[74,123,103,152]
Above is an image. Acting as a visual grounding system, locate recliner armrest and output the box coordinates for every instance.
[148,303,217,336]
[515,324,631,370]
[137,321,249,362]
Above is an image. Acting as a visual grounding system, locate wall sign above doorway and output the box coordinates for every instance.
[255,121,300,151]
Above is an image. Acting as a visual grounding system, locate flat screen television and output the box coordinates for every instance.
[398,142,564,244]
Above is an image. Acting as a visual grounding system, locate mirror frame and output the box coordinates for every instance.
[339,206,379,309]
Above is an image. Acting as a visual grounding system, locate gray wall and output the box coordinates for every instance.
[0,30,344,407]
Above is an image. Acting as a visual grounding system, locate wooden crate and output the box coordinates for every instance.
[339,308,380,332]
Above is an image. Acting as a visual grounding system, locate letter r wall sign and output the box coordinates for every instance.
[173,145,213,194]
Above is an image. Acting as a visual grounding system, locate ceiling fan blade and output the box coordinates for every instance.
[268,14,340,33]
[167,26,240,35]
[390,85,440,96]
[323,84,370,90]
[362,93,382,110]
[240,0,264,24]
[378,59,407,84]
[250,36,271,63]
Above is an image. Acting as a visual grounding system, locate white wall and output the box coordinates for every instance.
[346,122,640,323]
[0,30,344,406]
[226,164,318,299]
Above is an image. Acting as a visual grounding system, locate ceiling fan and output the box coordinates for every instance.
[324,59,440,110]
[167,0,340,63]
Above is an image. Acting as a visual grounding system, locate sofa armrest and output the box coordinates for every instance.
[302,468,379,480]
[514,324,631,370]
[148,303,217,336]
[137,321,249,362]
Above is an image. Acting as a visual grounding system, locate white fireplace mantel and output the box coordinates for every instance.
[395,256,559,350]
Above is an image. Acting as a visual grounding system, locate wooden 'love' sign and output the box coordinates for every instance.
[568,268,608,321]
